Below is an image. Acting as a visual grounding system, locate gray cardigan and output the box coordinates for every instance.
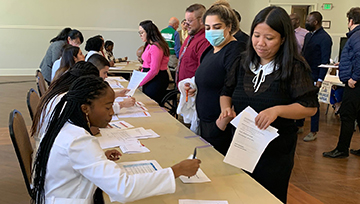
[39,40,67,82]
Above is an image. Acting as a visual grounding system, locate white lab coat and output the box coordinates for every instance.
[35,93,123,151]
[44,122,175,204]
[176,77,199,134]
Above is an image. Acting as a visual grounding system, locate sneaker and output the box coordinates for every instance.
[303,132,317,141]
[297,127,304,134]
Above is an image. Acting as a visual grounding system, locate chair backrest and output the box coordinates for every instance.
[8,109,34,198]
[36,70,47,97]
[27,88,40,121]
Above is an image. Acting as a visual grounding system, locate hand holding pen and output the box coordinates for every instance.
[170,147,200,178]
[184,83,196,101]
[189,147,197,178]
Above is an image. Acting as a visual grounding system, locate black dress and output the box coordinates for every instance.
[222,58,318,203]
[195,41,244,155]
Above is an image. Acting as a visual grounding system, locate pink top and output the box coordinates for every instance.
[140,43,169,86]
[294,26,309,53]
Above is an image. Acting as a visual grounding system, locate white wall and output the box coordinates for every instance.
[0,0,358,75]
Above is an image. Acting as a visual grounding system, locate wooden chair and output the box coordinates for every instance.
[27,88,40,121]
[36,70,47,97]
[8,109,34,199]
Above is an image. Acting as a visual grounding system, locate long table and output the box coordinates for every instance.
[109,61,142,74]
[103,78,282,204]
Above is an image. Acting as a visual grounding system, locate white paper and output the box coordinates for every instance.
[119,141,150,154]
[107,77,127,82]
[224,106,279,173]
[127,70,148,96]
[108,121,134,129]
[105,78,124,88]
[97,128,137,149]
[144,129,160,139]
[115,111,151,119]
[118,160,162,175]
[109,66,125,70]
[97,136,121,149]
[179,200,228,204]
[179,168,211,183]
[318,64,338,68]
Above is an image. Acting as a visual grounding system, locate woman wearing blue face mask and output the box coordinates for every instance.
[183,0,246,155]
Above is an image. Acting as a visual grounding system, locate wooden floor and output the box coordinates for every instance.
[0,76,359,204]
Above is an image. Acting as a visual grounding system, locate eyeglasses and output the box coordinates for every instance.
[138,31,145,35]
[185,17,200,26]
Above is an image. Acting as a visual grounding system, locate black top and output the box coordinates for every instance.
[195,40,244,122]
[233,30,249,48]
[222,57,319,138]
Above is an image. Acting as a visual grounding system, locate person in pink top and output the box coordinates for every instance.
[138,20,170,105]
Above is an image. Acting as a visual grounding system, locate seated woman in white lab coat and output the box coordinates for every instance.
[31,75,201,204]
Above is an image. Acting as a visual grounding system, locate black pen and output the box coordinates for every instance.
[189,147,197,178]
[192,147,197,159]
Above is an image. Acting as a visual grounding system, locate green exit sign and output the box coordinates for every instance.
[323,3,333,10]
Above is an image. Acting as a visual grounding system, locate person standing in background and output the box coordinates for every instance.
[232,9,249,47]
[323,7,360,158]
[178,19,189,45]
[138,20,170,105]
[161,17,181,69]
[290,13,309,54]
[39,27,83,84]
[176,3,210,85]
[298,11,332,141]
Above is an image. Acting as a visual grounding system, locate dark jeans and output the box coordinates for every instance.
[336,84,360,151]
[142,68,169,105]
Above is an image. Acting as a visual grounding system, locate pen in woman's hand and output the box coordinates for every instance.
[189,147,197,178]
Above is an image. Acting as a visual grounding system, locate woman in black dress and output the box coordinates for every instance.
[218,6,318,203]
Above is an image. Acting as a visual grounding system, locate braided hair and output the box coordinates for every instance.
[31,75,110,204]
[31,61,99,137]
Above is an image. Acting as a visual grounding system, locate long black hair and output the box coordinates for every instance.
[139,20,170,56]
[50,28,83,44]
[31,61,99,137]
[244,6,307,81]
[31,76,110,204]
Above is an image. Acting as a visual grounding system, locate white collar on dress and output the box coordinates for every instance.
[250,60,279,93]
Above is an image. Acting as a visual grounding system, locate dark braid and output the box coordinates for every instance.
[31,76,110,204]
[31,61,99,137]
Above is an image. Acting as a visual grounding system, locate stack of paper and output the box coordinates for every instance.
[107,121,134,129]
[97,127,160,153]
[224,106,279,173]
[105,77,125,88]
[119,141,150,154]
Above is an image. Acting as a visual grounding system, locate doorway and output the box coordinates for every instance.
[292,6,310,28]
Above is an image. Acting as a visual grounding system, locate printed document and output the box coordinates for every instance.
[126,70,147,96]
[118,160,162,175]
[224,106,279,173]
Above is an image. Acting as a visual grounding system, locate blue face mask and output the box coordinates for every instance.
[205,29,225,47]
